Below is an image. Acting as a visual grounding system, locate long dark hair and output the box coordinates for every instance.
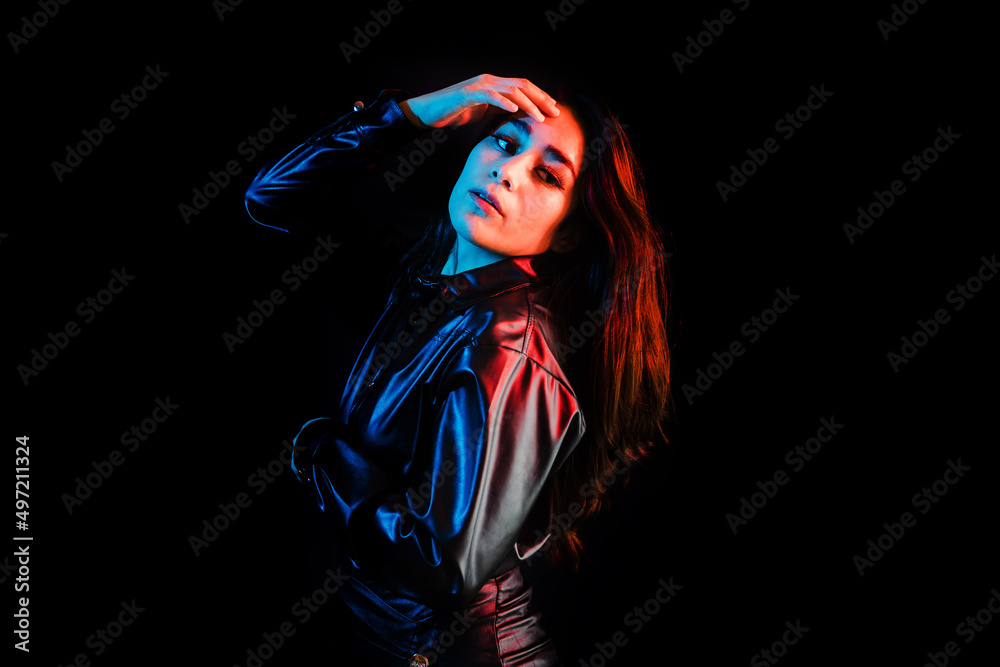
[390,88,673,569]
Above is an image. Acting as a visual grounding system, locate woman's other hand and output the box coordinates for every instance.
[399,74,560,128]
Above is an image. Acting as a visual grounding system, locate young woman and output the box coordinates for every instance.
[245,74,672,665]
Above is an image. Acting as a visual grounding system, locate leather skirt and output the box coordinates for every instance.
[336,566,560,665]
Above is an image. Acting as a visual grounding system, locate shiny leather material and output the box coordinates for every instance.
[245,89,426,234]
[246,90,585,664]
[337,567,559,665]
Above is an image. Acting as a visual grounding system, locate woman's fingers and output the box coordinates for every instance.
[473,88,519,115]
[485,76,560,119]
[404,75,561,128]
[499,86,547,123]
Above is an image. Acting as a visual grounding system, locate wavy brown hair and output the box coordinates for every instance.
[391,88,674,569]
[538,90,673,568]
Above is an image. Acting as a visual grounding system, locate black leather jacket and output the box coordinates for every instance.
[245,90,585,661]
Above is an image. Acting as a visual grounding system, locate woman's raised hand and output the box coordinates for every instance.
[399,74,560,129]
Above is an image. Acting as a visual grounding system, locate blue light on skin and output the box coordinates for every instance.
[445,108,585,275]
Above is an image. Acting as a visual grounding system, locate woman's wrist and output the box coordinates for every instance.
[398,99,429,129]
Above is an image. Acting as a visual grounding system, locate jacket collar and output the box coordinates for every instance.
[416,254,557,312]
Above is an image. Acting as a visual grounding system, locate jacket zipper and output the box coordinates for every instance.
[348,292,420,425]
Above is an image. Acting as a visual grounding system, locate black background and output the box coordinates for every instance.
[6,0,996,665]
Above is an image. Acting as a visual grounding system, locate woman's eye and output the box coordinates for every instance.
[491,134,563,188]
[536,168,560,186]
[493,135,517,155]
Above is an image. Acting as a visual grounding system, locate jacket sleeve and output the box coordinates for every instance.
[293,345,585,609]
[244,89,425,234]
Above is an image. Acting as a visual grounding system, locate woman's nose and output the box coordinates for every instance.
[491,162,517,190]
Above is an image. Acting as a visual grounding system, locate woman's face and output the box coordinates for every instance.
[448,108,585,261]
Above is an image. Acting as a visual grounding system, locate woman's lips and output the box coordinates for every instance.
[470,189,502,216]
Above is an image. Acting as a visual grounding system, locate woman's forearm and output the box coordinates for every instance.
[244,89,424,233]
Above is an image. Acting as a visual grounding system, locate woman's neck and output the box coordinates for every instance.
[446,235,506,275]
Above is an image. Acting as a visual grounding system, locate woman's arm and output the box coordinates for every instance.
[244,75,560,233]
[295,344,584,609]
[243,89,425,233]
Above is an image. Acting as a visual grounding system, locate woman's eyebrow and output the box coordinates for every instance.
[504,118,578,181]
